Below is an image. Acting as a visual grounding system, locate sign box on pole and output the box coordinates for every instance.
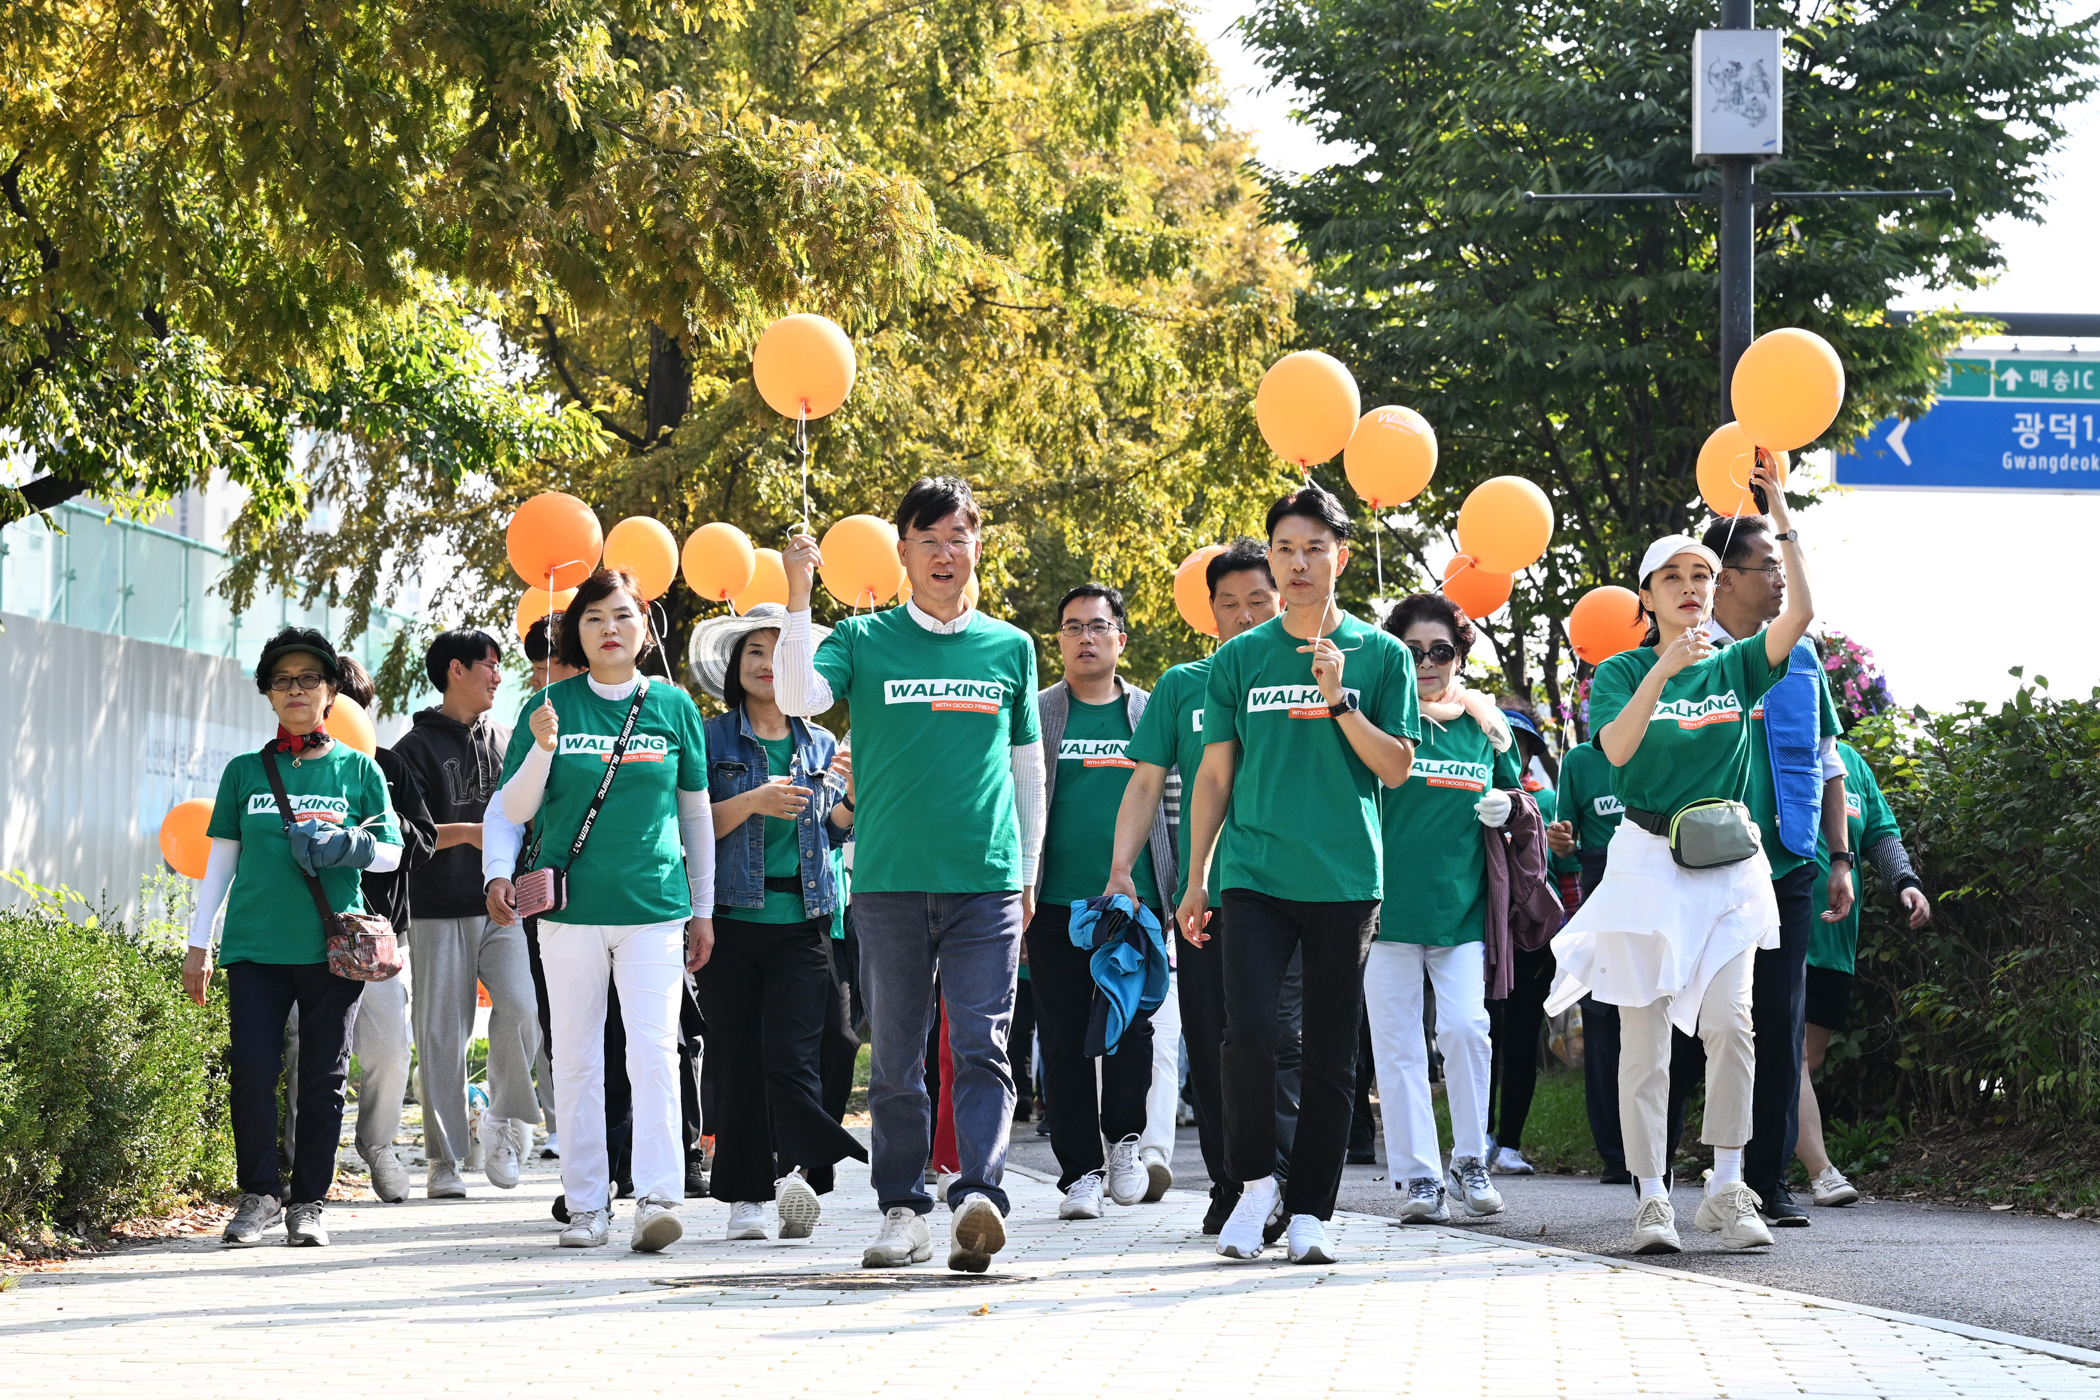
[1693,29,1783,163]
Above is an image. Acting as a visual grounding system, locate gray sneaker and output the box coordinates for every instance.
[1446,1156,1506,1215]
[361,1144,410,1203]
[222,1193,283,1244]
[284,1201,330,1247]
[1397,1177,1451,1223]
[427,1160,467,1199]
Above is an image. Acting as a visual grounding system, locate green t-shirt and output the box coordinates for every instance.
[722,732,810,925]
[1740,653,1845,879]
[497,676,709,926]
[1553,740,1624,850]
[1589,632,1790,816]
[1041,695,1161,910]
[1378,714,1522,945]
[1127,658,1215,906]
[1809,741,1901,975]
[206,744,401,965]
[812,608,1040,894]
[1205,612,1421,903]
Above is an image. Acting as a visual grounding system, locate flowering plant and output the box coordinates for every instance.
[1820,629,1896,725]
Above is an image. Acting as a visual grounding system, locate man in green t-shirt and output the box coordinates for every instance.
[1111,538,1297,1236]
[775,476,1043,1275]
[1028,583,1180,1220]
[1179,486,1421,1265]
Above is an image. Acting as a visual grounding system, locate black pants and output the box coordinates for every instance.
[1024,906,1155,1189]
[1179,905,1302,1206]
[1010,977,1038,1109]
[227,961,363,1206]
[680,982,705,1160]
[1487,944,1557,1149]
[1220,889,1376,1219]
[696,916,868,1203]
[1347,1008,1376,1156]
[1746,863,1816,1199]
[818,928,859,1125]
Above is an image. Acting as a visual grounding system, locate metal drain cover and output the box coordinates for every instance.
[653,1271,1017,1292]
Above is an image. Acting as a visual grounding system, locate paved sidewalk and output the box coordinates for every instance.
[9,1154,2098,1398]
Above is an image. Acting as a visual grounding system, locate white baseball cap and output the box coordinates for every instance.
[1637,534,1722,585]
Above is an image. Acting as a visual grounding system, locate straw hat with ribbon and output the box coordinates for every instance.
[686,602,831,701]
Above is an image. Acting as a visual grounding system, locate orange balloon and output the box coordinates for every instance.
[753,314,858,419]
[1345,406,1437,508]
[1256,351,1361,466]
[734,548,790,612]
[1442,555,1514,620]
[514,586,577,642]
[681,522,757,602]
[1455,476,1555,573]
[1732,327,1845,451]
[158,797,215,879]
[821,515,905,608]
[1174,545,1228,637]
[897,571,981,610]
[603,517,679,600]
[1567,585,1648,665]
[506,492,602,591]
[329,694,378,757]
[1696,422,1793,518]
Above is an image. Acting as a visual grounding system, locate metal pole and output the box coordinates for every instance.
[1717,0,1755,420]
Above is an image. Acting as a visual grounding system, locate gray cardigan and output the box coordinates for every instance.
[1036,677,1181,911]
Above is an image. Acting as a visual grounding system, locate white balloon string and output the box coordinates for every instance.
[798,407,812,540]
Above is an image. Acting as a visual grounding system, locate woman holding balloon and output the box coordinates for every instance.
[1544,453,1813,1257]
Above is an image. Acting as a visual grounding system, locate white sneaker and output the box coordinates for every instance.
[726,1201,769,1240]
[426,1160,467,1199]
[482,1110,523,1190]
[1397,1177,1451,1224]
[630,1196,684,1253]
[1446,1156,1505,1215]
[948,1193,1006,1273]
[1694,1180,1774,1249]
[934,1171,957,1206]
[541,1130,560,1160]
[1629,1194,1682,1254]
[775,1175,821,1239]
[1059,1173,1106,1220]
[1810,1166,1861,1207]
[1489,1145,1536,1175]
[559,1208,609,1248]
[361,1145,410,1203]
[1217,1176,1281,1259]
[1141,1146,1173,1202]
[862,1207,932,1267]
[1286,1214,1336,1265]
[1106,1135,1147,1206]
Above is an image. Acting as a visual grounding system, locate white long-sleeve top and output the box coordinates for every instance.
[773,600,1046,886]
[187,836,404,950]
[492,674,716,916]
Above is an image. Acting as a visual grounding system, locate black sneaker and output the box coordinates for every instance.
[551,1194,571,1224]
[1599,1168,1633,1186]
[1758,1184,1812,1228]
[1201,1185,1242,1236]
[1346,1149,1377,1166]
[685,1161,709,1199]
[1012,1099,1034,1123]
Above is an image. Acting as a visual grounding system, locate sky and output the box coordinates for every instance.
[1189,0,2100,712]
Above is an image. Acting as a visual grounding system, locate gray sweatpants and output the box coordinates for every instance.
[351,964,413,1157]
[410,915,544,1166]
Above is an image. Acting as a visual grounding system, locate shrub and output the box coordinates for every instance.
[1825,676,2100,1128]
[0,873,232,1244]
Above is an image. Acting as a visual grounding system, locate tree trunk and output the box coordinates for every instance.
[644,325,692,449]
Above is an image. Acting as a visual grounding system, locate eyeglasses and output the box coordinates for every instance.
[1726,562,1786,577]
[1406,642,1459,667]
[1058,621,1122,640]
[267,672,329,693]
[908,536,978,555]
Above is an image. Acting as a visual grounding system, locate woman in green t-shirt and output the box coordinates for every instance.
[492,568,716,1255]
[1366,593,1522,1225]
[180,628,404,1250]
[1544,455,1817,1257]
[689,606,866,1245]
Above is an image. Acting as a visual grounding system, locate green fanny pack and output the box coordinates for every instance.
[1628,798,1763,870]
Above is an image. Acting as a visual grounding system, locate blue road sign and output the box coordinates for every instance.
[1835,357,2100,491]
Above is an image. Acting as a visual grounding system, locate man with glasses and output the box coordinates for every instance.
[393,629,544,1199]
[774,476,1043,1273]
[1028,584,1180,1221]
[1700,515,1852,1229]
[1178,487,1421,1264]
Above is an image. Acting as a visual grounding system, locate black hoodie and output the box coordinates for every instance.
[391,706,510,919]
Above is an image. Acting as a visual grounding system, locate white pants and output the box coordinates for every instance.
[1139,968,1182,1159]
[350,963,412,1158]
[1620,948,1756,1179]
[539,919,687,1211]
[1364,940,1491,1185]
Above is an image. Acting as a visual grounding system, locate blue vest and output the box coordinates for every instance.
[1764,640,1823,860]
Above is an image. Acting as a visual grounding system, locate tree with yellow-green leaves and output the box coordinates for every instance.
[227,0,1304,706]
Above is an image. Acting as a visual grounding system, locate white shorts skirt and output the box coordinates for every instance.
[1544,822,1779,1036]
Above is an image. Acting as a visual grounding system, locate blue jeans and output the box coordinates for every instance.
[854,891,1024,1215]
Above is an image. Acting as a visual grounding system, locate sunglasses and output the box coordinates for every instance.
[1407,641,1459,667]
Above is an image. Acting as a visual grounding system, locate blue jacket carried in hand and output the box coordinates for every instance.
[1068,894,1167,1057]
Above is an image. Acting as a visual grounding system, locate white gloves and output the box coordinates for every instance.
[1474,788,1512,828]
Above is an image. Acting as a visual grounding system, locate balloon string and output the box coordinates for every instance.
[797,408,812,540]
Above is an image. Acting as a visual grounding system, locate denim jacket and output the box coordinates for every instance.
[704,707,851,918]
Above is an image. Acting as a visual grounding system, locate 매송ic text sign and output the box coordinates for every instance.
[1833,354,2100,492]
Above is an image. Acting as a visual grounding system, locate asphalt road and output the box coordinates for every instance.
[1005,1120,2100,1351]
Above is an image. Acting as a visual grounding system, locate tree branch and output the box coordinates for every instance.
[542,314,644,447]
